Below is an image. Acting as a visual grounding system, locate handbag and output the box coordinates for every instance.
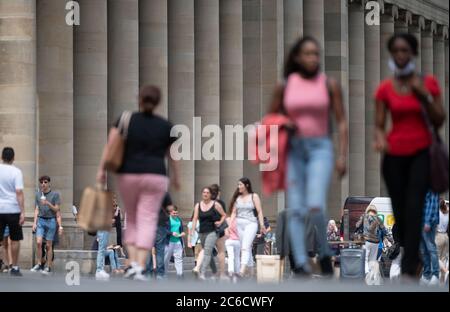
[417,85,449,193]
[104,111,132,172]
[77,185,114,233]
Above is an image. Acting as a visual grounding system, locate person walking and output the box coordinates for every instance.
[374,33,445,279]
[97,85,180,281]
[419,191,440,287]
[210,184,228,280]
[355,205,386,276]
[0,147,25,276]
[229,178,266,277]
[164,205,185,278]
[146,192,174,280]
[191,187,226,280]
[282,36,348,277]
[436,199,448,283]
[224,216,240,281]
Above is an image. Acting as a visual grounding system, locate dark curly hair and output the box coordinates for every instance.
[387,33,419,56]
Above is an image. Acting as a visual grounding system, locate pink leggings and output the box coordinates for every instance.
[117,174,168,250]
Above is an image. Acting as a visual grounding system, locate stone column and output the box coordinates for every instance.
[324,0,348,219]
[74,0,108,205]
[348,1,365,197]
[261,0,284,220]
[394,8,411,34]
[0,0,37,217]
[139,0,168,117]
[421,20,436,75]
[380,4,397,80]
[37,0,73,217]
[194,0,220,199]
[303,0,325,66]
[243,0,261,205]
[433,26,446,139]
[284,0,303,56]
[168,0,195,216]
[379,3,397,197]
[243,0,284,219]
[108,0,138,123]
[365,4,381,197]
[409,15,425,73]
[219,0,244,210]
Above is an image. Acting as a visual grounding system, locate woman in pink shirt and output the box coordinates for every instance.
[283,37,348,277]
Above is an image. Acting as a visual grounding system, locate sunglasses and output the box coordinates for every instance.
[391,47,410,53]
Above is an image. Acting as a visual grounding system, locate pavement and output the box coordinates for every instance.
[0,269,448,292]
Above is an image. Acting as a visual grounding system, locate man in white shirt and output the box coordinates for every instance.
[0,147,25,276]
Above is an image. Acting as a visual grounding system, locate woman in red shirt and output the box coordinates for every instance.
[374,33,445,279]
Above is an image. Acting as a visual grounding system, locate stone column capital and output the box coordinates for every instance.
[397,9,412,25]
[382,3,398,19]
[424,20,437,35]
[435,24,448,40]
[411,14,426,31]
[349,0,365,7]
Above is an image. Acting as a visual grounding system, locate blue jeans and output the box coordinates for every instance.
[105,249,119,270]
[96,231,109,272]
[286,136,334,270]
[420,226,439,279]
[36,217,56,241]
[147,225,168,277]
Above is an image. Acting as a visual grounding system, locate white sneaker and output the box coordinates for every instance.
[41,267,52,275]
[124,267,136,279]
[30,264,43,272]
[419,276,430,286]
[428,275,439,287]
[95,270,110,281]
[133,273,149,282]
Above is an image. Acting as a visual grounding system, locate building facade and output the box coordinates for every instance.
[0,0,448,263]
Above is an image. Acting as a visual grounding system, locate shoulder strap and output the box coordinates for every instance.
[118,111,132,139]
[416,74,437,139]
[251,193,259,215]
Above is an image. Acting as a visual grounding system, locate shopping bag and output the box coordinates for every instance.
[77,185,114,232]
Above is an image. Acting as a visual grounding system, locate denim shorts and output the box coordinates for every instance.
[36,217,57,241]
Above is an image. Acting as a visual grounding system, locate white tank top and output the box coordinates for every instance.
[235,195,257,222]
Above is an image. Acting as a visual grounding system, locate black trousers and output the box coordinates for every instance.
[382,149,430,276]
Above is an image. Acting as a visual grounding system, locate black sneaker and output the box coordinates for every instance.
[319,256,334,277]
[10,267,22,277]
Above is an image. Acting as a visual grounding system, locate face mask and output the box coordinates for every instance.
[388,58,416,77]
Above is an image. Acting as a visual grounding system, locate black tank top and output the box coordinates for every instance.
[198,201,216,234]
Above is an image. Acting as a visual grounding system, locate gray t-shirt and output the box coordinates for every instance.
[35,190,61,218]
